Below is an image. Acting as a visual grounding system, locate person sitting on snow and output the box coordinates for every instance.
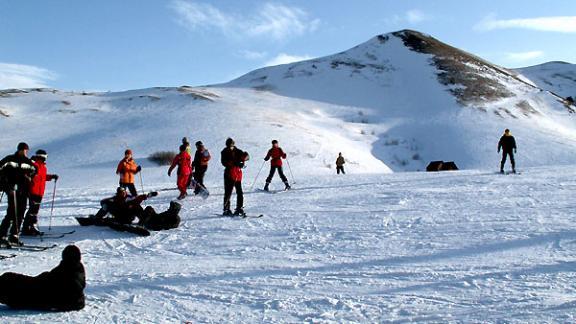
[93,187,157,224]
[0,245,85,311]
[138,201,182,231]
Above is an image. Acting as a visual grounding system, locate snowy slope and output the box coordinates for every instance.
[516,61,576,98]
[1,167,576,322]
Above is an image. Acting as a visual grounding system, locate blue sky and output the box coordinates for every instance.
[1,0,575,91]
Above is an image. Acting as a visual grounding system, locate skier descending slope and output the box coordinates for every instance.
[192,141,211,195]
[168,144,192,200]
[116,149,141,197]
[498,129,517,174]
[221,138,249,216]
[263,140,290,191]
[0,142,36,246]
[21,149,59,236]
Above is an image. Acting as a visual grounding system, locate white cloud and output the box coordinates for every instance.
[238,50,268,60]
[0,63,57,89]
[264,53,313,66]
[505,51,545,62]
[476,15,576,33]
[387,9,430,25]
[170,1,319,40]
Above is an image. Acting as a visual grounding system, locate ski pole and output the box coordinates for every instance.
[12,189,20,241]
[138,172,146,206]
[49,179,57,231]
[0,191,3,204]
[286,158,296,184]
[250,160,266,191]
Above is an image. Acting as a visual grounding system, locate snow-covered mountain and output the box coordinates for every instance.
[515,61,576,98]
[1,29,576,175]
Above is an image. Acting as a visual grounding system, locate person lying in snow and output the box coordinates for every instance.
[93,187,155,224]
[0,245,85,311]
[138,201,181,231]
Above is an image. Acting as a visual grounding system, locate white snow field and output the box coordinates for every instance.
[0,166,575,323]
[0,29,576,322]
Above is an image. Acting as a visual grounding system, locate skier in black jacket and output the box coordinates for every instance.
[0,245,86,311]
[0,142,36,245]
[221,138,249,216]
[498,129,517,173]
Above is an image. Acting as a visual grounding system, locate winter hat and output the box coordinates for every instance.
[272,140,278,145]
[179,144,187,152]
[195,141,203,147]
[125,149,132,155]
[225,138,235,147]
[62,245,81,263]
[35,149,48,160]
[117,187,126,194]
[17,142,29,151]
[182,137,189,145]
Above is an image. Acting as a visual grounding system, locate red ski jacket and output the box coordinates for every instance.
[169,152,192,176]
[29,160,56,197]
[265,147,286,167]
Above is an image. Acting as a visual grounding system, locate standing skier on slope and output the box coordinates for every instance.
[221,138,249,216]
[168,144,192,200]
[0,142,36,245]
[192,141,211,195]
[498,129,517,174]
[336,152,346,174]
[116,149,141,196]
[263,140,290,191]
[21,149,59,236]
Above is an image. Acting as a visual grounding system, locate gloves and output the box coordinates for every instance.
[147,191,158,198]
[136,166,142,173]
[167,171,172,177]
[53,175,59,181]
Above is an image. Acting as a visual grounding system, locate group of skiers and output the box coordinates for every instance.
[0,143,58,245]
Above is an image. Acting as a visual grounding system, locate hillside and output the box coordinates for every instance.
[515,61,576,98]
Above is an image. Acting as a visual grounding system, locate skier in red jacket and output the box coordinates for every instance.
[168,144,192,200]
[21,150,58,236]
[221,138,249,216]
[264,140,290,191]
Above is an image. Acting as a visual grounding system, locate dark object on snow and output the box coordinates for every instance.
[426,161,444,172]
[75,216,151,236]
[221,142,249,215]
[0,245,85,311]
[138,201,181,231]
[426,161,459,171]
[498,129,517,173]
[566,96,574,105]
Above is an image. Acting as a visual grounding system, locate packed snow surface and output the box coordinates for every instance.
[0,165,575,322]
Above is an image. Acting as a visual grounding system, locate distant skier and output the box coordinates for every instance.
[0,245,85,311]
[168,144,192,200]
[336,152,346,174]
[498,129,517,173]
[263,140,290,191]
[0,142,36,245]
[93,187,157,224]
[116,149,141,196]
[21,149,59,236]
[182,137,192,154]
[192,141,211,194]
[221,138,249,216]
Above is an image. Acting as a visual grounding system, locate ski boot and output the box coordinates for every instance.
[284,182,291,191]
[233,208,246,217]
[222,209,233,216]
[8,235,23,246]
[21,225,43,237]
[0,236,10,248]
[263,183,270,192]
[177,192,187,200]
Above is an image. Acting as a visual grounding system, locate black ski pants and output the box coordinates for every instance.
[22,195,43,230]
[193,166,207,193]
[223,176,243,212]
[336,166,345,174]
[119,182,137,197]
[0,189,28,237]
[266,166,288,184]
[500,150,515,170]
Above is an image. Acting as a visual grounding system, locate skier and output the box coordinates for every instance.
[498,129,517,173]
[116,149,141,197]
[221,138,249,216]
[168,144,192,200]
[0,245,85,311]
[93,187,157,224]
[0,142,36,245]
[263,140,290,191]
[138,201,182,231]
[336,152,346,174]
[192,141,211,194]
[21,149,59,236]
